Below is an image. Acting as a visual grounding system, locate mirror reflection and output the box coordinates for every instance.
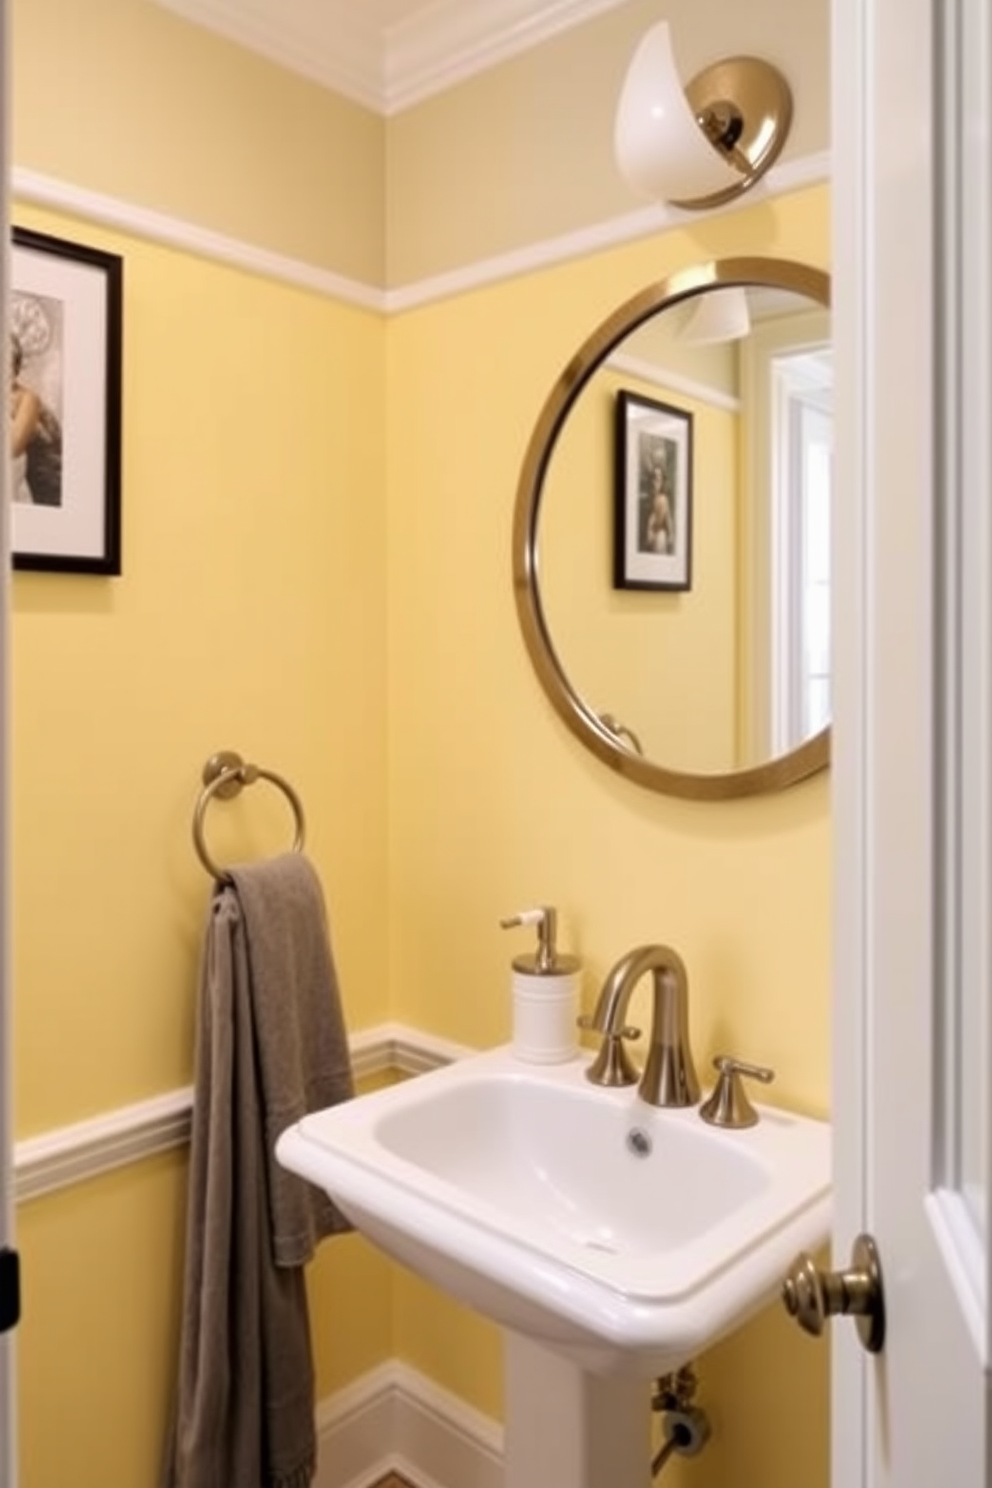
[523,263,831,790]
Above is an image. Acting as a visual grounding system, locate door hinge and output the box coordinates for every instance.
[0,1248,20,1333]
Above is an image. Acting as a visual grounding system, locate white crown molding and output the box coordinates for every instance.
[150,0,631,114]
[14,149,830,322]
[12,1022,469,1203]
[385,0,632,114]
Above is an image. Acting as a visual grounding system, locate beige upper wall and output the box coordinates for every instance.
[13,0,828,291]
[12,0,385,284]
[385,0,830,285]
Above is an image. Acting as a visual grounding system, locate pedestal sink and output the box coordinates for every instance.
[276,1046,831,1487]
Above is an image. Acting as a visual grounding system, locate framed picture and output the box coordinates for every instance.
[613,389,693,592]
[9,227,123,574]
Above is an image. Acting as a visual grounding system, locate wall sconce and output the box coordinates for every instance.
[615,21,792,210]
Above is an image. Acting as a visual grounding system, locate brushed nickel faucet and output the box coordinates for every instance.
[579,944,701,1107]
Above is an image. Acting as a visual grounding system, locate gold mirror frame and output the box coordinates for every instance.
[512,256,831,802]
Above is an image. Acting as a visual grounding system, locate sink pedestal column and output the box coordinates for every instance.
[503,1332,652,1488]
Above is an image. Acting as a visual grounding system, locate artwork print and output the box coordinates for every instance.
[9,227,123,574]
[11,289,65,510]
[614,389,693,591]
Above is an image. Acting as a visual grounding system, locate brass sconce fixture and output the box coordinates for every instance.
[615,22,793,210]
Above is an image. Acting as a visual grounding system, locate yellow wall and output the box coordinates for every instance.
[10,199,392,1483]
[16,1088,397,1486]
[386,183,830,1072]
[385,183,831,1487]
[8,0,832,1483]
[11,202,389,1133]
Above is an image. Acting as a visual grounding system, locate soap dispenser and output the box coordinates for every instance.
[500,906,582,1064]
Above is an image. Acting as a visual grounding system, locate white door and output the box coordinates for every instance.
[830,0,992,1481]
[0,0,17,1477]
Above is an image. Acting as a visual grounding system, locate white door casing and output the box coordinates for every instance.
[0,0,16,1481]
[833,0,992,1482]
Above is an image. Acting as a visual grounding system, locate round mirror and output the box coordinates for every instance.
[512,256,831,800]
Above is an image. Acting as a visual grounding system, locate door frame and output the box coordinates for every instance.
[832,0,992,1482]
[830,0,874,1467]
[0,0,17,1478]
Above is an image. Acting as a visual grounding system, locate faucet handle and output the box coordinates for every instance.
[699,1055,775,1128]
[577,1015,642,1086]
[577,1014,641,1040]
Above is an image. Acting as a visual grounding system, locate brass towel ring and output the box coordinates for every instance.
[193,750,306,883]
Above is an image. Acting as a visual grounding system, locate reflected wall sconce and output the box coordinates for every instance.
[615,21,793,210]
[678,285,751,344]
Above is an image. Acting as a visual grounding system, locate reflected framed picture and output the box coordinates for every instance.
[613,388,693,592]
[10,226,123,574]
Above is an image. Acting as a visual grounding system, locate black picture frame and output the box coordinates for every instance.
[10,226,123,574]
[613,388,693,592]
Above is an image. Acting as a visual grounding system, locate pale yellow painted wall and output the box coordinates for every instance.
[13,0,385,284]
[10,201,391,1484]
[11,203,389,1133]
[7,0,833,1480]
[16,1094,397,1487]
[10,7,398,1480]
[386,184,830,1077]
[385,183,831,1488]
[16,1155,190,1485]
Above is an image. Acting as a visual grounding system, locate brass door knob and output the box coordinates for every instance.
[781,1232,885,1354]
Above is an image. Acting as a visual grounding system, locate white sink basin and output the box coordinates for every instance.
[277,1044,831,1377]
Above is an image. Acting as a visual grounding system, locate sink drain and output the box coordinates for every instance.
[626,1127,652,1157]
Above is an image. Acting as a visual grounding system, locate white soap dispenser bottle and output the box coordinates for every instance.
[500,906,582,1064]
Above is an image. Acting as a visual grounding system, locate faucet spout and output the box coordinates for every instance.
[585,944,700,1108]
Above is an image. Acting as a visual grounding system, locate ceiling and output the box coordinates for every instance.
[151,0,631,115]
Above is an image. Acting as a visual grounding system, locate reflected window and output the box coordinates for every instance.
[771,352,833,755]
[740,303,832,764]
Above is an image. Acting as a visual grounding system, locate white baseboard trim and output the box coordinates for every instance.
[314,1361,504,1488]
[12,1022,472,1203]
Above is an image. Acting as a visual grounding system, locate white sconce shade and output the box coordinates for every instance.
[679,286,752,344]
[614,22,793,210]
[615,23,742,204]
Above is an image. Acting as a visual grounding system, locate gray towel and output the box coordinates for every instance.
[164,853,355,1488]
